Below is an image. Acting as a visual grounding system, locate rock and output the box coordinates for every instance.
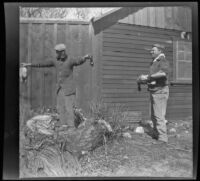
[81,150,89,155]
[26,112,113,158]
[122,132,132,139]
[26,114,56,135]
[123,155,128,159]
[57,118,113,157]
[135,126,144,134]
[169,128,176,133]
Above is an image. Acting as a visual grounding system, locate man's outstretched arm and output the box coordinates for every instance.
[21,60,55,68]
[71,54,93,66]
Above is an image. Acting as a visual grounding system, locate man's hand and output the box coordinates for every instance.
[83,54,94,66]
[83,54,92,60]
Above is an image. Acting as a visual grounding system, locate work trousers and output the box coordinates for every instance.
[57,88,75,127]
[150,86,169,142]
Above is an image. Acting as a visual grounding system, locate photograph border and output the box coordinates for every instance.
[3,1,199,180]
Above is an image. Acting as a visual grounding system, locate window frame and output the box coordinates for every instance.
[172,37,192,85]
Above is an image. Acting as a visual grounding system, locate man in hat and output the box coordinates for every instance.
[21,43,93,128]
[137,44,170,143]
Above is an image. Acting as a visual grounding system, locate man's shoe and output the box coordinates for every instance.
[151,131,159,140]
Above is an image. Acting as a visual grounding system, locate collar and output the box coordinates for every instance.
[153,53,165,62]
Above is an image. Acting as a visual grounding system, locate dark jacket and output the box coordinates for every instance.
[148,54,170,92]
[31,57,86,96]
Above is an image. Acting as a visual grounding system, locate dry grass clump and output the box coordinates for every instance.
[89,98,129,140]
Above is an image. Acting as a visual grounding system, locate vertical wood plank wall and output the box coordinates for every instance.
[101,23,192,120]
[119,7,192,32]
[20,20,91,112]
[90,25,103,103]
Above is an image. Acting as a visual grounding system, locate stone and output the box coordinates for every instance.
[123,155,129,159]
[135,126,144,134]
[169,128,176,133]
[122,132,132,139]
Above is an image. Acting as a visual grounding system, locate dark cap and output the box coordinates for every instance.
[152,43,165,50]
[145,43,165,51]
[54,44,66,51]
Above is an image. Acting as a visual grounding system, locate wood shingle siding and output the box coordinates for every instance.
[99,23,192,120]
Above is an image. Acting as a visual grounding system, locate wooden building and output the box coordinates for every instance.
[89,7,192,120]
[20,6,192,120]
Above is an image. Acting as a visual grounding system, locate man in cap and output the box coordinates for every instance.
[21,43,93,128]
[137,43,170,144]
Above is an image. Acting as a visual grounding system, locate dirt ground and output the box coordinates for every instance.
[20,116,193,178]
[78,117,193,177]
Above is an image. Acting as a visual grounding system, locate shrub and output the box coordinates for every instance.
[88,98,128,140]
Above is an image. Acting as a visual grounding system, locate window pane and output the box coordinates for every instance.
[177,41,185,51]
[185,52,192,61]
[184,42,192,52]
[175,40,192,82]
[177,51,184,60]
[177,61,192,79]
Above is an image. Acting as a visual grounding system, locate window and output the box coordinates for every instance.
[174,40,192,83]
